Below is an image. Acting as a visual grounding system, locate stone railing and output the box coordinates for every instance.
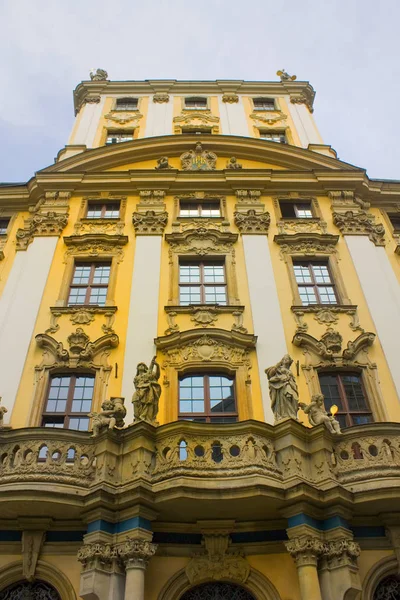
[0,429,96,487]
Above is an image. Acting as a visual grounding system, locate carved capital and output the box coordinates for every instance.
[234,210,270,234]
[77,542,117,571]
[17,192,71,250]
[323,538,360,569]
[290,90,315,113]
[153,93,169,103]
[117,539,157,570]
[222,93,239,103]
[132,210,168,234]
[285,536,325,567]
[333,210,385,246]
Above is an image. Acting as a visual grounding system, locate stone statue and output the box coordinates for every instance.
[276,69,297,82]
[155,156,173,170]
[265,355,299,422]
[132,356,161,424]
[299,394,342,434]
[226,157,242,170]
[89,397,126,437]
[0,398,7,428]
[90,68,108,81]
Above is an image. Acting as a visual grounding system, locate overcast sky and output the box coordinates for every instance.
[0,0,399,183]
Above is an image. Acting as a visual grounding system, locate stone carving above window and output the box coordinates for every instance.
[274,233,339,258]
[234,209,270,234]
[105,111,143,126]
[164,305,247,335]
[333,210,386,246]
[47,306,117,335]
[250,111,287,126]
[180,143,217,170]
[16,191,70,250]
[293,330,375,362]
[174,113,220,134]
[63,233,128,263]
[291,305,363,333]
[166,227,237,256]
[132,210,168,234]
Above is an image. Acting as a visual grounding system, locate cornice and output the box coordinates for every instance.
[73,79,316,115]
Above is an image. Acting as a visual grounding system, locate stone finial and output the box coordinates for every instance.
[277,69,297,82]
[90,68,108,81]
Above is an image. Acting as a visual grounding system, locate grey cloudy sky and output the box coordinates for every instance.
[0,0,399,182]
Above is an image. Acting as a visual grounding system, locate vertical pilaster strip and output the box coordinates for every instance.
[145,96,174,137]
[285,536,324,600]
[217,96,249,136]
[0,237,58,421]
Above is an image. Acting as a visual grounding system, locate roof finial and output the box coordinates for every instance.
[90,68,108,81]
[276,69,296,82]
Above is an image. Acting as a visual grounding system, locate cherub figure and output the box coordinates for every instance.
[276,69,297,82]
[90,397,126,438]
[132,356,161,424]
[155,156,173,170]
[226,157,243,170]
[299,394,341,435]
[0,398,7,428]
[90,68,108,81]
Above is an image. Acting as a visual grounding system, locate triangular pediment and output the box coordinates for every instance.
[40,135,362,175]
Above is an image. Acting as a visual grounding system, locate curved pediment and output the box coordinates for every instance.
[41,135,362,175]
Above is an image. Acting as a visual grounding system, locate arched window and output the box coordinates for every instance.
[181,582,255,600]
[179,374,237,423]
[374,574,400,599]
[0,580,61,600]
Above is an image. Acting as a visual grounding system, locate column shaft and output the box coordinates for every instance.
[124,564,145,600]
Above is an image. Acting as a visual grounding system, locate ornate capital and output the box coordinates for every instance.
[235,189,262,204]
[285,536,325,567]
[290,90,315,113]
[75,94,101,114]
[323,539,360,569]
[153,93,169,103]
[117,539,157,570]
[77,542,117,571]
[222,93,239,103]
[16,191,70,250]
[132,210,168,234]
[234,209,270,234]
[332,210,385,246]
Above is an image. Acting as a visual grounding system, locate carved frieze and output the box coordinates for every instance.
[250,111,287,126]
[139,190,166,205]
[47,306,116,334]
[132,210,168,234]
[164,305,247,335]
[226,157,242,169]
[74,219,125,236]
[291,305,363,333]
[64,233,128,263]
[274,233,339,257]
[17,191,71,250]
[166,227,237,255]
[180,143,217,171]
[332,210,385,246]
[104,111,143,126]
[234,209,270,234]
[277,218,327,235]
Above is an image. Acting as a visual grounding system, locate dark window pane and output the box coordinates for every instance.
[0,218,10,235]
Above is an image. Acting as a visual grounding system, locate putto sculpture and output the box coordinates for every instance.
[226,157,242,169]
[265,354,299,422]
[0,398,7,428]
[276,69,297,82]
[155,156,173,170]
[89,397,126,438]
[90,68,108,81]
[299,394,342,434]
[132,356,161,424]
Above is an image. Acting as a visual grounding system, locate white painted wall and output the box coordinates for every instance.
[242,235,288,423]
[71,97,106,147]
[287,101,323,147]
[345,236,400,399]
[0,237,58,423]
[217,97,249,136]
[144,97,174,137]
[85,97,107,148]
[121,236,162,423]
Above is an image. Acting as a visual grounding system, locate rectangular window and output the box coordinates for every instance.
[259,130,287,143]
[106,131,134,144]
[179,374,237,423]
[0,218,10,235]
[179,200,221,218]
[42,374,95,430]
[253,98,275,111]
[293,261,338,305]
[319,372,372,428]
[68,262,111,306]
[86,202,120,219]
[115,97,138,111]
[179,261,227,306]
[388,214,400,231]
[184,97,207,109]
[181,128,212,135]
[280,201,313,219]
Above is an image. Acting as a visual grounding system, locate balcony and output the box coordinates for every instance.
[0,421,399,521]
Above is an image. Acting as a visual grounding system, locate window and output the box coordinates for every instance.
[253,97,275,111]
[106,131,134,144]
[184,97,208,109]
[319,372,372,428]
[388,214,400,231]
[259,130,287,143]
[179,200,221,218]
[0,218,10,235]
[179,262,227,305]
[115,97,138,111]
[68,262,111,306]
[42,374,95,430]
[181,582,255,600]
[179,374,237,423]
[181,128,212,135]
[280,200,313,219]
[86,201,120,219]
[293,261,338,305]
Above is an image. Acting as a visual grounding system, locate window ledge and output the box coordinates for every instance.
[166,304,244,314]
[291,304,357,313]
[51,306,117,313]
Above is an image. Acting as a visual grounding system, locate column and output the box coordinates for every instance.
[118,540,157,600]
[332,203,400,399]
[235,195,288,423]
[319,536,361,600]
[121,193,167,423]
[285,535,324,600]
[78,541,123,600]
[217,94,249,136]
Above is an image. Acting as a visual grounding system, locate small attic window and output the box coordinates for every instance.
[184,97,208,110]
[253,98,275,111]
[115,97,138,111]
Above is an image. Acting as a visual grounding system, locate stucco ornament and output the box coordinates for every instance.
[132,210,168,234]
[186,534,250,585]
[180,142,217,171]
[89,397,126,438]
[265,355,299,422]
[277,69,296,81]
[299,394,341,434]
[132,357,161,424]
[155,156,173,170]
[226,156,242,169]
[234,209,271,234]
[332,210,386,246]
[90,68,108,81]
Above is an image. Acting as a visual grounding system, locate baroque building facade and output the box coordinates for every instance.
[0,71,399,599]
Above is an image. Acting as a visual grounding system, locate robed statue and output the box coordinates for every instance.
[132,356,161,424]
[265,354,299,422]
